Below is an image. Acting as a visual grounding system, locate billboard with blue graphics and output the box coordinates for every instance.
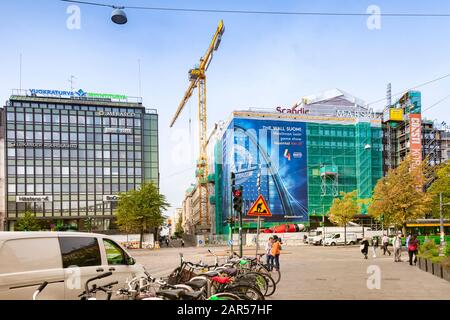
[222,117,308,224]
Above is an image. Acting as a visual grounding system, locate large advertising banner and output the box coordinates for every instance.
[409,113,422,170]
[223,118,308,223]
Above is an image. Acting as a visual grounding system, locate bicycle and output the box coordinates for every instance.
[117,271,241,300]
[78,272,118,300]
[166,254,266,300]
[230,251,281,285]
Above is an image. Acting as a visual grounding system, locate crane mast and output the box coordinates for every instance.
[170,21,225,232]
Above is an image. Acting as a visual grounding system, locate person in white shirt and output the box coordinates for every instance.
[265,237,274,269]
[382,234,391,256]
[393,232,403,262]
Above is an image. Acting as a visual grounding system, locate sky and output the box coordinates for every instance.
[1,0,450,216]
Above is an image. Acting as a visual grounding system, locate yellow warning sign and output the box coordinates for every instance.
[247,195,272,217]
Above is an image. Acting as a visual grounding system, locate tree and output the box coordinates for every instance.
[115,182,170,248]
[428,160,450,219]
[175,215,184,238]
[328,190,360,245]
[16,211,41,231]
[368,156,432,234]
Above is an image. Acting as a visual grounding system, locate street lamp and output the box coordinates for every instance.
[111,6,127,25]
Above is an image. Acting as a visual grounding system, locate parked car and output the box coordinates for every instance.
[324,233,358,246]
[0,232,146,300]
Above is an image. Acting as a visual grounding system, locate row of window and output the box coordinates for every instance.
[8,166,142,176]
[8,149,144,160]
[7,131,144,143]
[8,183,140,194]
[9,101,144,113]
[7,112,142,127]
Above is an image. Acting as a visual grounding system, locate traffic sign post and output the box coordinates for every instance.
[247,193,272,257]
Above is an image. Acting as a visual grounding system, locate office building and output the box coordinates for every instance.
[1,89,159,231]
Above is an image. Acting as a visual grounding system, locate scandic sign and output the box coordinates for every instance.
[409,113,422,169]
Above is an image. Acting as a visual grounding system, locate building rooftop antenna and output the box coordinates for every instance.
[68,75,77,92]
[138,59,142,98]
[19,54,22,91]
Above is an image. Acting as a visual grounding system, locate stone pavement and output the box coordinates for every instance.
[131,245,450,300]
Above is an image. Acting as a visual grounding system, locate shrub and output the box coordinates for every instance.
[444,242,450,257]
[418,239,440,259]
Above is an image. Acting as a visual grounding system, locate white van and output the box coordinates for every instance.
[324,233,357,246]
[0,232,146,300]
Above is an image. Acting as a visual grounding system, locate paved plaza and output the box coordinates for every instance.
[132,244,450,300]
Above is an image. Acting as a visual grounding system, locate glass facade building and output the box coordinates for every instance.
[209,89,384,235]
[1,94,159,231]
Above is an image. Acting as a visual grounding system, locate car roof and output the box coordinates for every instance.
[0,231,108,241]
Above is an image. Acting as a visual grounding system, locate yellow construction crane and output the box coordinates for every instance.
[170,20,225,230]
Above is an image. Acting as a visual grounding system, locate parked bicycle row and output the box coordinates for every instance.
[32,249,281,301]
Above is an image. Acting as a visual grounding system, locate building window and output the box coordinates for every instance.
[16,113,24,122]
[8,184,16,193]
[62,167,70,176]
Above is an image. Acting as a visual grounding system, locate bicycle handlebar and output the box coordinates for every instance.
[32,282,49,300]
[84,272,113,298]
[37,281,48,293]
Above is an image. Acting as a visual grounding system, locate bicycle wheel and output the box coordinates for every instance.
[257,265,281,285]
[236,272,269,296]
[225,284,265,301]
[254,272,276,297]
[209,293,241,300]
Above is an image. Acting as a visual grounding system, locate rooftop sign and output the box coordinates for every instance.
[29,88,128,100]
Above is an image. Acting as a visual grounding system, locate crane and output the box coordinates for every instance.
[170,20,225,231]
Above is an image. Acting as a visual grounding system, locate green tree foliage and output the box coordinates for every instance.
[368,156,432,234]
[115,182,170,248]
[16,211,41,231]
[428,161,450,219]
[328,190,360,245]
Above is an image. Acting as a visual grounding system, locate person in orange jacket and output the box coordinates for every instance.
[271,235,282,271]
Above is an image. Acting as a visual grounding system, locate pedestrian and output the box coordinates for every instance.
[382,233,391,256]
[166,238,170,247]
[406,233,411,251]
[372,236,379,258]
[181,239,185,248]
[408,234,419,266]
[265,236,274,270]
[360,237,369,259]
[271,235,282,271]
[393,232,403,262]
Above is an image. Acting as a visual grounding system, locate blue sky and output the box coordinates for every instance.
[1,0,450,214]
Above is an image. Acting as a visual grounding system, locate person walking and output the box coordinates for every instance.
[181,239,185,248]
[372,236,379,258]
[360,237,370,259]
[165,238,170,247]
[408,234,420,266]
[265,236,274,270]
[393,232,403,262]
[271,235,282,271]
[382,234,391,256]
